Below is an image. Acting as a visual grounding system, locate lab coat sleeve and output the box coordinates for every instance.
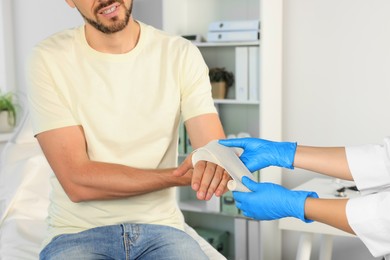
[345,137,390,257]
[345,137,390,194]
[346,192,390,258]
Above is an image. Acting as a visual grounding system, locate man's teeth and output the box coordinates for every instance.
[103,6,117,15]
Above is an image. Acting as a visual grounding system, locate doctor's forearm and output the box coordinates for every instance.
[294,146,353,181]
[304,198,355,234]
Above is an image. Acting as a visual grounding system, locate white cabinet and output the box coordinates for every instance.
[136,1,283,259]
[197,42,260,139]
[164,1,262,259]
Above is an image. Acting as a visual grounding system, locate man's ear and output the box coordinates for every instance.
[65,0,76,8]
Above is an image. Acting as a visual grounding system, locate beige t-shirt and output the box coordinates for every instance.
[27,22,217,247]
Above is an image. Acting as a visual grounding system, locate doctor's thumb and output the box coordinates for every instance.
[242,176,258,191]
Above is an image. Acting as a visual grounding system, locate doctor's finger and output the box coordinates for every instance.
[232,190,247,203]
[219,138,249,149]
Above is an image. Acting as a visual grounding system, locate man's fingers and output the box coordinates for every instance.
[203,165,225,200]
[191,162,230,200]
[215,170,231,196]
[191,160,206,191]
[195,161,216,200]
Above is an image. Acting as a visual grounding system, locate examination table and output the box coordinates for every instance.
[0,113,225,260]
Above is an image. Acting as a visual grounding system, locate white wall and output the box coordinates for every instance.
[0,0,82,125]
[12,0,83,94]
[11,0,162,95]
[282,1,390,259]
[0,0,15,92]
[5,1,388,259]
[133,0,162,29]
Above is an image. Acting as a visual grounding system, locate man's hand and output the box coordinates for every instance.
[173,154,230,200]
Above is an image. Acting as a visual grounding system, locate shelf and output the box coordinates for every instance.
[181,207,246,219]
[180,200,249,220]
[179,199,220,213]
[214,99,259,105]
[194,41,260,48]
[161,1,264,258]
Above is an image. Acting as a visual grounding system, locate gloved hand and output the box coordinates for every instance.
[218,138,297,172]
[233,177,318,222]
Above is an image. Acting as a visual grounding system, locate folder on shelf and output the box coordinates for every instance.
[248,46,259,101]
[178,120,186,155]
[184,127,193,154]
[207,31,259,43]
[235,47,249,101]
[194,227,229,257]
[248,220,261,260]
[234,218,248,260]
[207,195,221,213]
[208,20,260,32]
[221,190,239,215]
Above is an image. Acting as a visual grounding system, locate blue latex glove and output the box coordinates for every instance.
[218,138,297,172]
[233,177,318,222]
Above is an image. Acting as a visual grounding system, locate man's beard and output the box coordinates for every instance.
[80,0,132,34]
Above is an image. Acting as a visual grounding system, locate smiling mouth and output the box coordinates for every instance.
[99,3,121,15]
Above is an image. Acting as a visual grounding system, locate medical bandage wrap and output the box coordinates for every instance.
[191,140,256,192]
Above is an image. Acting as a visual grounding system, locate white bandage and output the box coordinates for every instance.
[191,140,255,192]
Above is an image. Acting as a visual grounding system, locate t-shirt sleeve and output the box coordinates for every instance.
[27,47,78,135]
[179,42,217,121]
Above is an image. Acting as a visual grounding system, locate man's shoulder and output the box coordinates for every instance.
[34,26,81,54]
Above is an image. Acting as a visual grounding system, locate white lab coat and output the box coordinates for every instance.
[346,137,390,260]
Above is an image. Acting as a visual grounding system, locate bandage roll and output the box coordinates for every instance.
[227,180,248,192]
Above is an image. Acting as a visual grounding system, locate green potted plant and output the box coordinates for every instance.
[209,67,235,99]
[0,91,17,133]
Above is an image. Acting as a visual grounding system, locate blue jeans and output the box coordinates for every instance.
[40,223,209,260]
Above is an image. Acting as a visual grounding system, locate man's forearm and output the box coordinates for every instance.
[57,161,191,202]
[37,126,192,203]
